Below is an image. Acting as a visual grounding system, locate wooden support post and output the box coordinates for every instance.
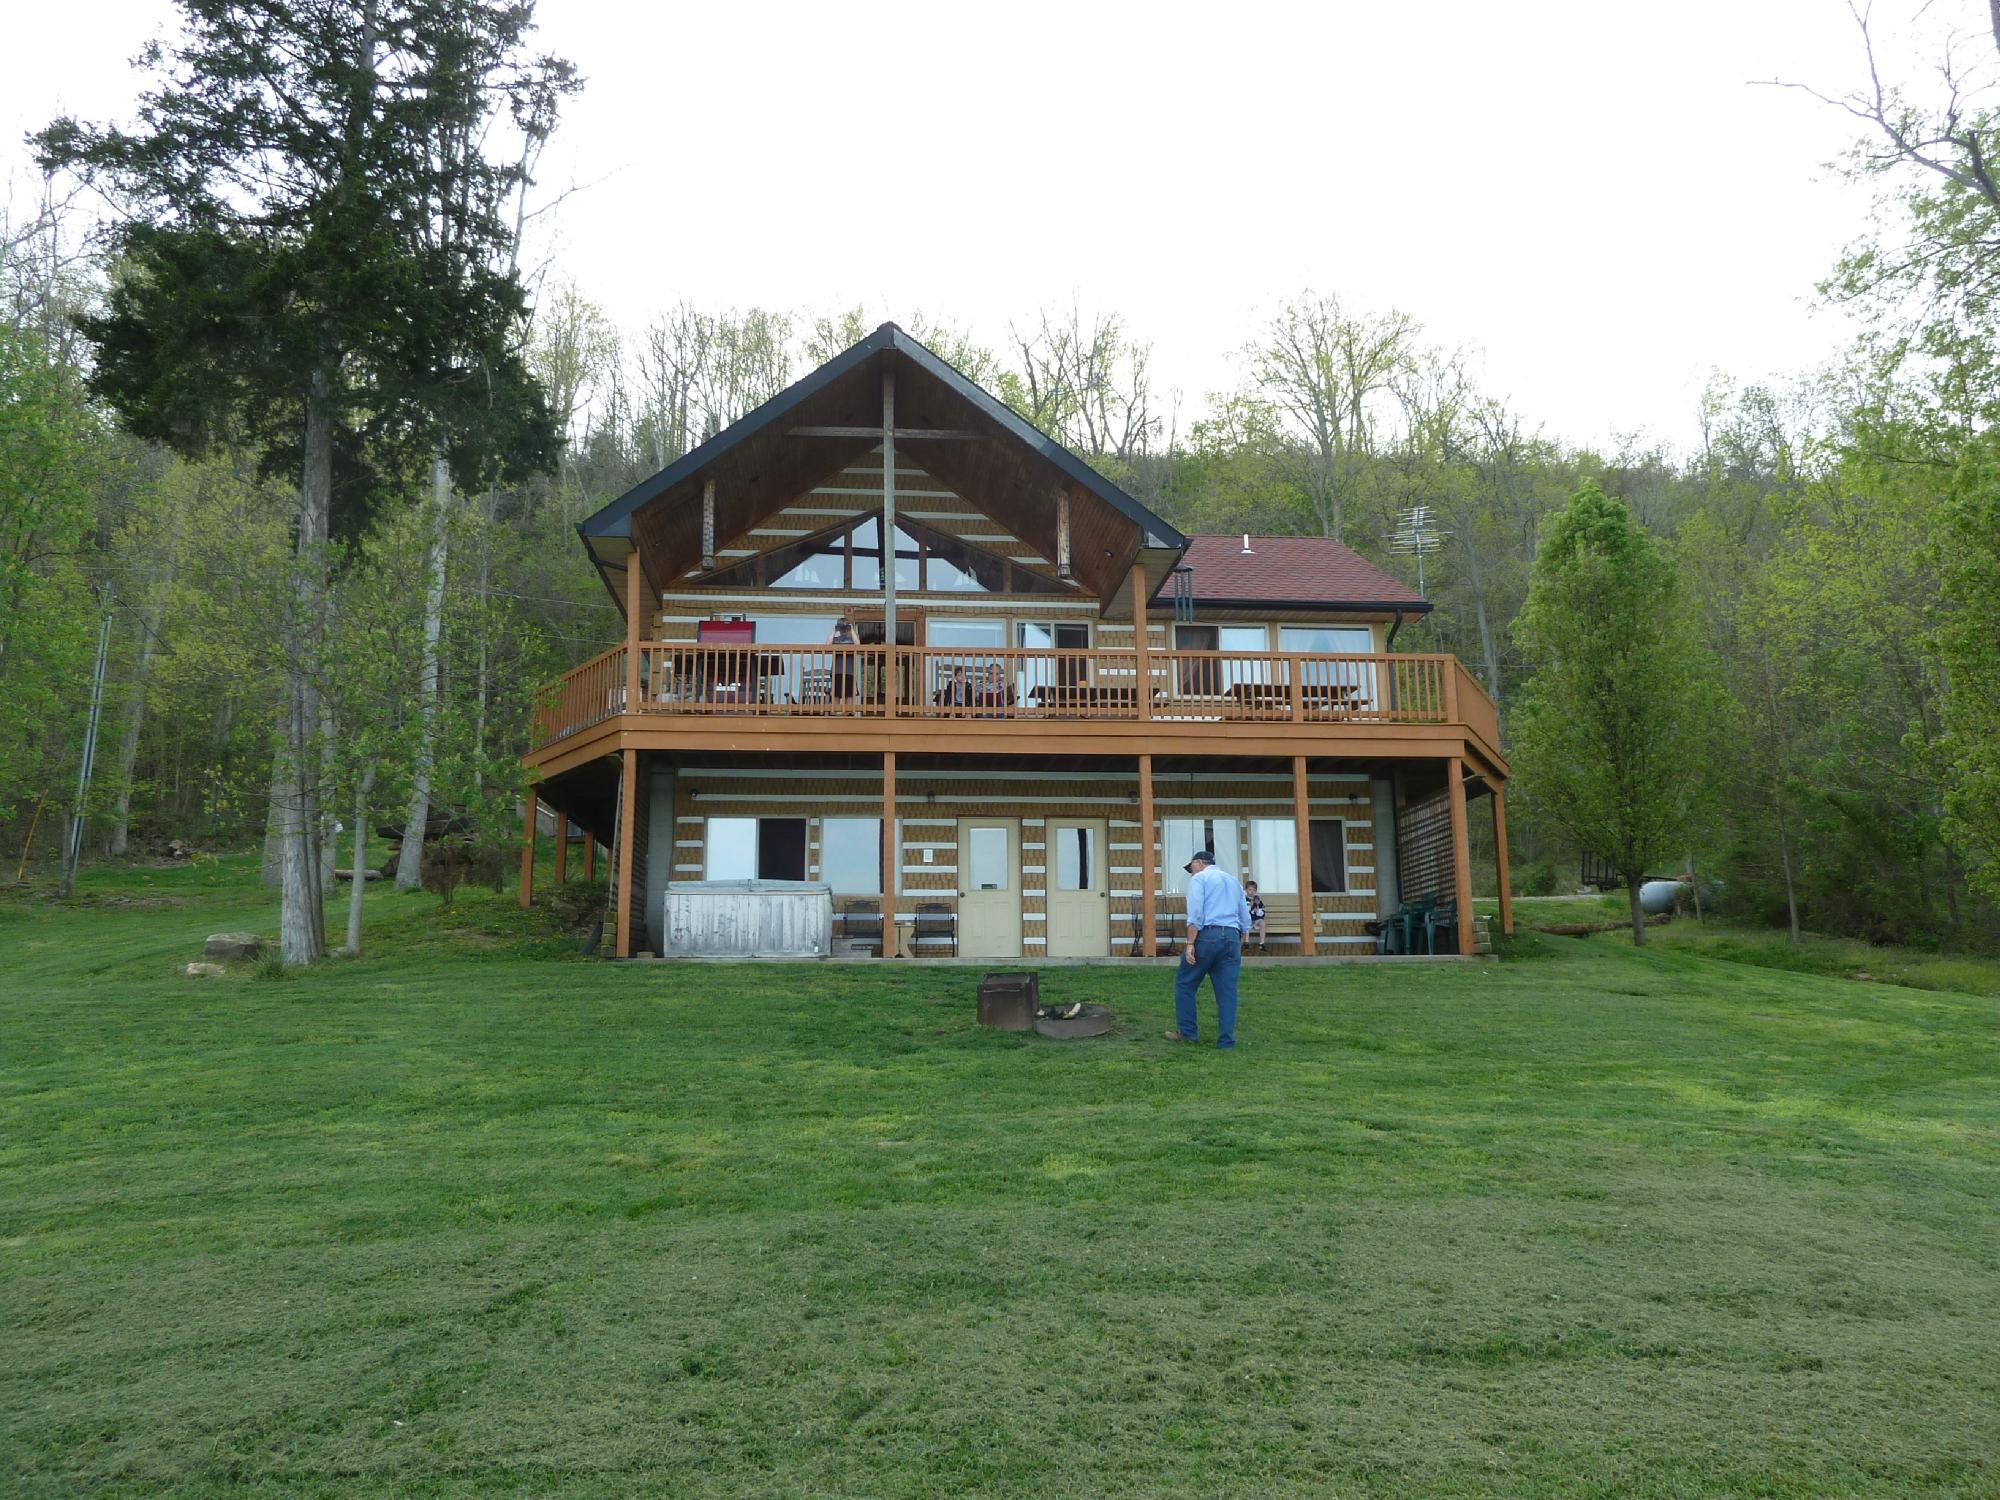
[624,548,642,712]
[519,791,538,909]
[1131,561,1151,719]
[882,368,897,649]
[1446,756,1475,955]
[1492,781,1515,937]
[1292,756,1316,956]
[615,749,638,958]
[880,751,897,958]
[583,836,595,878]
[1137,752,1156,956]
[1056,492,1072,580]
[554,814,569,885]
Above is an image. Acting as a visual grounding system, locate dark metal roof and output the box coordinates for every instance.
[577,322,1187,551]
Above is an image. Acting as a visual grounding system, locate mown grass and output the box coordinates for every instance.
[1478,893,2000,999]
[4,859,1999,1497]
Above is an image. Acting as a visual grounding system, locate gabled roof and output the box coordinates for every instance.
[1176,534,1430,612]
[578,322,1185,549]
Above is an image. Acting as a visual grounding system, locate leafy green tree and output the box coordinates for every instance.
[1936,438,2000,903]
[0,327,111,822]
[1511,482,1725,944]
[36,0,573,962]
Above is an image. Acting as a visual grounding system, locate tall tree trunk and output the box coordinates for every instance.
[1775,794,1801,944]
[472,485,494,795]
[1626,872,1646,947]
[110,514,181,857]
[203,695,234,832]
[1473,594,1500,703]
[278,367,335,965]
[318,696,337,893]
[109,576,170,857]
[1940,839,1964,937]
[345,759,376,955]
[261,772,285,888]
[395,450,451,890]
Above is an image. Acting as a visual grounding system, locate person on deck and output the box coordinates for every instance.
[827,616,858,705]
[936,665,972,709]
[1166,848,1252,1049]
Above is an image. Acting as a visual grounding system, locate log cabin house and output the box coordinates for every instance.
[520,323,1513,959]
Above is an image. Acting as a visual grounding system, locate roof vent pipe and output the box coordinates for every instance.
[1241,533,1253,555]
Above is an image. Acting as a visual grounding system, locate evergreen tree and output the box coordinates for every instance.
[1511,482,1725,945]
[35,1,574,962]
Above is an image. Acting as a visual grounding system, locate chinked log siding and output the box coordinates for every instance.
[1396,788,1455,906]
[669,769,1383,955]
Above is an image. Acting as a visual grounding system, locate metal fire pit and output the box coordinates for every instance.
[1033,1003,1115,1039]
[976,972,1039,1030]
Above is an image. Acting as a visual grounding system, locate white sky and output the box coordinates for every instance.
[0,1,1967,452]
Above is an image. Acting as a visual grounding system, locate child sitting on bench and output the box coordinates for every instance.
[1243,880,1268,952]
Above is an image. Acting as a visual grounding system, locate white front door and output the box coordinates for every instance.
[1046,819,1110,957]
[957,818,1021,958]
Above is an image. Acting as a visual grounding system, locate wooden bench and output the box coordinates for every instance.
[1148,892,1307,953]
[1225,682,1364,714]
[1253,893,1304,942]
[1029,683,1161,713]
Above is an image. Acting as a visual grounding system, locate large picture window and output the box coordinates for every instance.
[1162,816,1241,894]
[1280,626,1378,709]
[1174,624,1271,693]
[705,816,807,881]
[1246,819,1298,894]
[1231,818,1348,893]
[820,817,901,895]
[1309,820,1347,893]
[695,511,1068,596]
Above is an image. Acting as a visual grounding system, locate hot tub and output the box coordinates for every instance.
[662,879,833,958]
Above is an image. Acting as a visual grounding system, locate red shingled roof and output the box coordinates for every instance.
[1173,534,1429,610]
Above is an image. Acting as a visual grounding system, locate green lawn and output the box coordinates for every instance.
[5,860,1998,1497]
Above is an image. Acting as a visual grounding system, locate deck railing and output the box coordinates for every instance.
[533,644,1494,746]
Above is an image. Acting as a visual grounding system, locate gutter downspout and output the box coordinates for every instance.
[1386,607,1406,649]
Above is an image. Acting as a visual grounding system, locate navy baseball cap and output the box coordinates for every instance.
[1183,849,1214,874]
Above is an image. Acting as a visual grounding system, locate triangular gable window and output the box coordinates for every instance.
[695,512,1075,595]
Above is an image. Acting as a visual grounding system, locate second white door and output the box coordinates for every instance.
[1046,819,1110,957]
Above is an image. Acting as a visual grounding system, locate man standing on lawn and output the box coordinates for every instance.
[1166,848,1253,1049]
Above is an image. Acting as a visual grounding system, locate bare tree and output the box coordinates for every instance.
[1005,305,1160,461]
[1249,293,1418,540]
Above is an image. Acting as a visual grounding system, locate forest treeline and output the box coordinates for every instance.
[2,1,1997,954]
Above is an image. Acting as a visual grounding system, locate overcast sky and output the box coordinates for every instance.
[1,1,1966,451]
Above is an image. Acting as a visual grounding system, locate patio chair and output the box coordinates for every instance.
[1422,899,1458,956]
[799,667,835,706]
[837,897,883,953]
[1394,897,1434,955]
[912,903,956,957]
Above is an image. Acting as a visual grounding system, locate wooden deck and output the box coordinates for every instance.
[529,645,1504,775]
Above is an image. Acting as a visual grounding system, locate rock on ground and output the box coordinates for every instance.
[202,932,263,961]
[183,962,227,978]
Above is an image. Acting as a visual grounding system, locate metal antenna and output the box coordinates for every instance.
[1388,504,1451,597]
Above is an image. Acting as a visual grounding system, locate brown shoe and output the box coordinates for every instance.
[1162,1030,1194,1043]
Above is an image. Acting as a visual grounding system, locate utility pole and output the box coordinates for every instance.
[62,608,114,898]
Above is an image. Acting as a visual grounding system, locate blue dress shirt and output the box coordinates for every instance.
[1185,865,1253,933]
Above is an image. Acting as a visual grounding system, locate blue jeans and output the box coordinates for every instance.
[1174,926,1241,1047]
